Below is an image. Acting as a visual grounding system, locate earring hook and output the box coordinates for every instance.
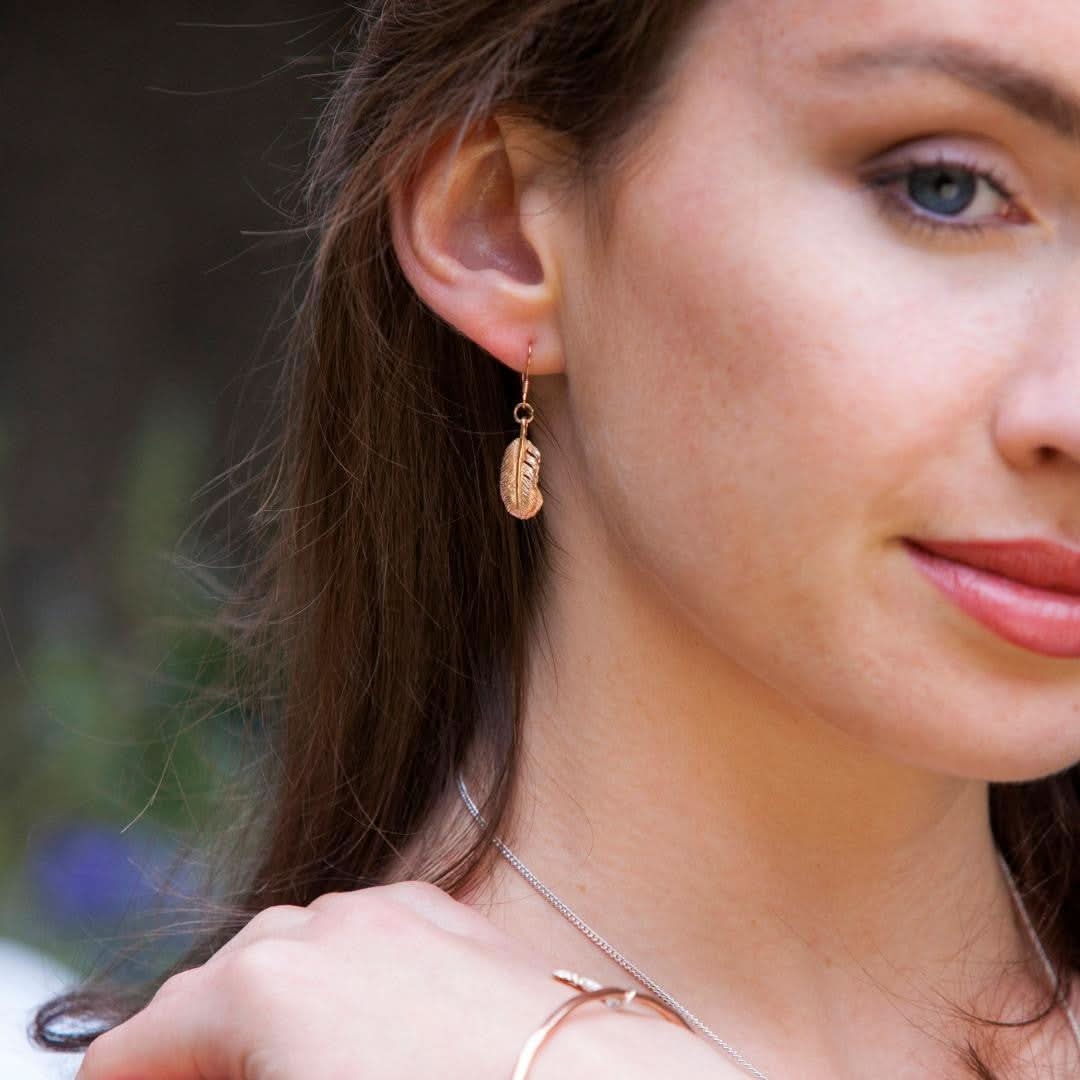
[522,341,533,403]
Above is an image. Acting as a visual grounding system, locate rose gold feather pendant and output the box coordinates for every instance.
[499,345,544,520]
[499,429,543,519]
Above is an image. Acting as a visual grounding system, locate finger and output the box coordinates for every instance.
[307,880,490,936]
[208,904,315,964]
[77,939,304,1080]
[308,881,541,962]
[76,976,228,1080]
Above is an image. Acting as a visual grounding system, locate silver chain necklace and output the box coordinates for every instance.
[456,772,1080,1079]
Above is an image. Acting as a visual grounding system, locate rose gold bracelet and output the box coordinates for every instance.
[511,970,693,1080]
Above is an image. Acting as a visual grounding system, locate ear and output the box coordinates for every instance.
[387,115,570,377]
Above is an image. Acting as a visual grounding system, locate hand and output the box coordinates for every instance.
[73,880,658,1080]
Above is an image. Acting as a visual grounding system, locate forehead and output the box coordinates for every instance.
[686,0,1080,81]
[627,0,1080,166]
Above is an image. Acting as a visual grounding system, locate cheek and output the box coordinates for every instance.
[581,169,903,622]
[584,114,1036,599]
[563,125,1079,780]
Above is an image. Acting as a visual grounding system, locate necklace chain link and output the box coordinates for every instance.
[456,772,1080,1079]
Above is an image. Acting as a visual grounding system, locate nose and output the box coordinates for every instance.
[992,280,1080,472]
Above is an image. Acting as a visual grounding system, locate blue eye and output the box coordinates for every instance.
[863,153,1031,237]
[907,165,978,216]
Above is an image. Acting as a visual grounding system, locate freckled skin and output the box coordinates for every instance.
[540,0,1080,783]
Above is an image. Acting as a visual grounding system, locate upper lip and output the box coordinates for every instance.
[905,537,1080,596]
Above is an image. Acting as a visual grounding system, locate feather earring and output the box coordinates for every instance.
[499,342,544,519]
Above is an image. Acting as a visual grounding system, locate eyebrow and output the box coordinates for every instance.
[819,38,1080,148]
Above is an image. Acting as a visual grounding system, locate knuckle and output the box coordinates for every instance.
[393,879,448,901]
[251,902,309,923]
[206,904,314,966]
[218,940,290,995]
[308,886,423,938]
[151,966,202,1003]
[365,879,450,919]
[306,889,355,916]
[308,886,379,918]
[242,903,310,935]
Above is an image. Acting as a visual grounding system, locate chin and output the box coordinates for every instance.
[871,718,1080,785]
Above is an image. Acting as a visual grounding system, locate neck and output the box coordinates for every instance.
[460,443,1067,1075]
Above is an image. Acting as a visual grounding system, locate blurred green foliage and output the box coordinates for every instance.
[2,1,334,1001]
[1,389,247,976]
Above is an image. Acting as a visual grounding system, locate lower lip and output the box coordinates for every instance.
[903,540,1080,659]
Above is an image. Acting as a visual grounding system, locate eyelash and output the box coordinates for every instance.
[861,152,1030,240]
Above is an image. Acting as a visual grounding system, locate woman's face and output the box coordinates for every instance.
[553,0,1080,781]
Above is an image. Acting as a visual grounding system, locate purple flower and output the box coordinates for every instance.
[27,822,196,927]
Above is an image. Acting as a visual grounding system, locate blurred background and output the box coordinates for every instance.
[1,4,342,1018]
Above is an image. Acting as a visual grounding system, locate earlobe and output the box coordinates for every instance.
[386,117,566,376]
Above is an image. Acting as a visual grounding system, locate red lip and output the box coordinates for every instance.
[907,538,1080,595]
[903,537,1080,658]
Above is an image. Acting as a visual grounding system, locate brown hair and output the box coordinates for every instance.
[32,3,1080,1076]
